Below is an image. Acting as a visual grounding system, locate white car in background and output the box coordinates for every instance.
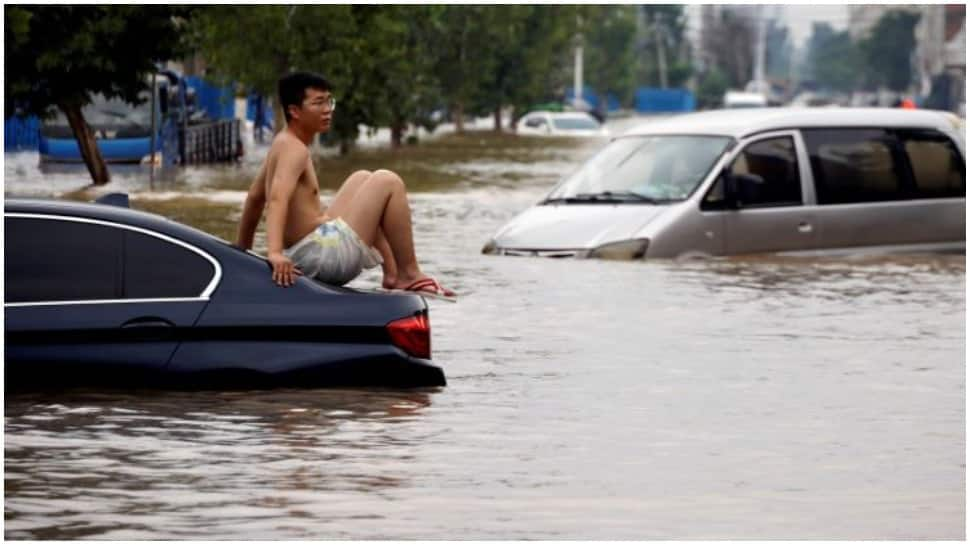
[516,111,609,137]
[723,91,768,109]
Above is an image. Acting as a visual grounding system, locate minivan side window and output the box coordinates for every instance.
[802,129,905,204]
[124,231,215,298]
[728,136,802,207]
[897,129,965,199]
[5,217,122,303]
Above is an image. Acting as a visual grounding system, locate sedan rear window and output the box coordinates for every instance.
[5,217,122,303]
[5,216,216,304]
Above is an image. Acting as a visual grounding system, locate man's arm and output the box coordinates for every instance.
[235,164,267,250]
[264,145,309,286]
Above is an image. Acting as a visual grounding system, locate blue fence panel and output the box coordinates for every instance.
[635,88,695,113]
[184,76,235,120]
[246,93,274,128]
[5,116,40,151]
[606,93,620,112]
[564,87,622,113]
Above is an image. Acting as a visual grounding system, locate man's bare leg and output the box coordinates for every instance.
[338,169,428,289]
[326,170,398,287]
[372,231,398,288]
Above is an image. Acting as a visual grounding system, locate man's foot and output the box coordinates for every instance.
[392,276,457,302]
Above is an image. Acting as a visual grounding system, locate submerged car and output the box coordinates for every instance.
[516,111,609,137]
[5,195,445,389]
[484,108,965,259]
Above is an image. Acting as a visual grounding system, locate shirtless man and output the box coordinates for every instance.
[235,71,456,300]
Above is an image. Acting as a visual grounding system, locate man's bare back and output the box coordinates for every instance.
[261,130,330,248]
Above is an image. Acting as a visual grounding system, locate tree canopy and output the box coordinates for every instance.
[188,5,688,147]
[803,11,921,94]
[804,23,861,92]
[7,5,704,174]
[860,10,921,92]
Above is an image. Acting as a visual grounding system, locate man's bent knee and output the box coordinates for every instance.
[336,170,372,193]
[371,169,405,190]
[342,170,372,188]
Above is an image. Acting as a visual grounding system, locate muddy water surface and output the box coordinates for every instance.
[4,120,965,539]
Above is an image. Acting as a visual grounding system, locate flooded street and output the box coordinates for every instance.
[4,119,965,539]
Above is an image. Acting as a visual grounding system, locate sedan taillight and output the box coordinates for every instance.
[387,312,431,359]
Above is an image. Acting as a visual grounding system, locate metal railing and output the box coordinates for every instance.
[181,119,242,165]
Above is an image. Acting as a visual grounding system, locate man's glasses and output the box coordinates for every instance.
[304,97,336,112]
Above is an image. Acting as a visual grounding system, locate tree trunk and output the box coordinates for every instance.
[391,122,404,148]
[493,106,502,132]
[454,102,464,133]
[273,100,286,134]
[60,102,110,185]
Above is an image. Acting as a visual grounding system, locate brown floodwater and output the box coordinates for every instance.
[4,119,965,539]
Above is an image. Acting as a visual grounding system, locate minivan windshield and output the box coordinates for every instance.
[545,135,732,202]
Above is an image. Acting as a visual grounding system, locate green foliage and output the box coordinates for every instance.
[5,5,192,117]
[696,66,729,109]
[184,5,696,144]
[765,22,793,81]
[187,5,356,136]
[803,12,920,94]
[700,10,754,89]
[637,5,692,89]
[476,6,577,122]
[860,10,921,92]
[804,24,861,92]
[583,6,639,104]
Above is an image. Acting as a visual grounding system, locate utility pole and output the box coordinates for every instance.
[654,12,669,88]
[573,15,584,109]
[752,4,767,89]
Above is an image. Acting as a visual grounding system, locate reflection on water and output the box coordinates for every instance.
[6,389,434,540]
[4,119,965,539]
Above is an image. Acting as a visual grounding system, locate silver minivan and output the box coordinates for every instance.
[483,108,966,259]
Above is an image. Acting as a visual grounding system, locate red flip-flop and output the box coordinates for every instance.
[395,277,457,302]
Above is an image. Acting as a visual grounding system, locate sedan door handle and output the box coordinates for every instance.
[797,222,813,234]
[121,317,175,329]
[121,317,176,342]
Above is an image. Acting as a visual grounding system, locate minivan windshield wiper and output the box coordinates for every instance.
[543,191,669,204]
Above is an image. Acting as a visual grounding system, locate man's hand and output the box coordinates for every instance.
[267,252,303,287]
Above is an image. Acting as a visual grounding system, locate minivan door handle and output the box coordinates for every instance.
[797,222,813,234]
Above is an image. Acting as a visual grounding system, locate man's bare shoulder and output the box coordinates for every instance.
[268,131,310,163]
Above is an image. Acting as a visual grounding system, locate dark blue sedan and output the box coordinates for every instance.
[4,195,446,389]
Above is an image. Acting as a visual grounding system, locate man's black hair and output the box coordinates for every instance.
[278,72,332,122]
